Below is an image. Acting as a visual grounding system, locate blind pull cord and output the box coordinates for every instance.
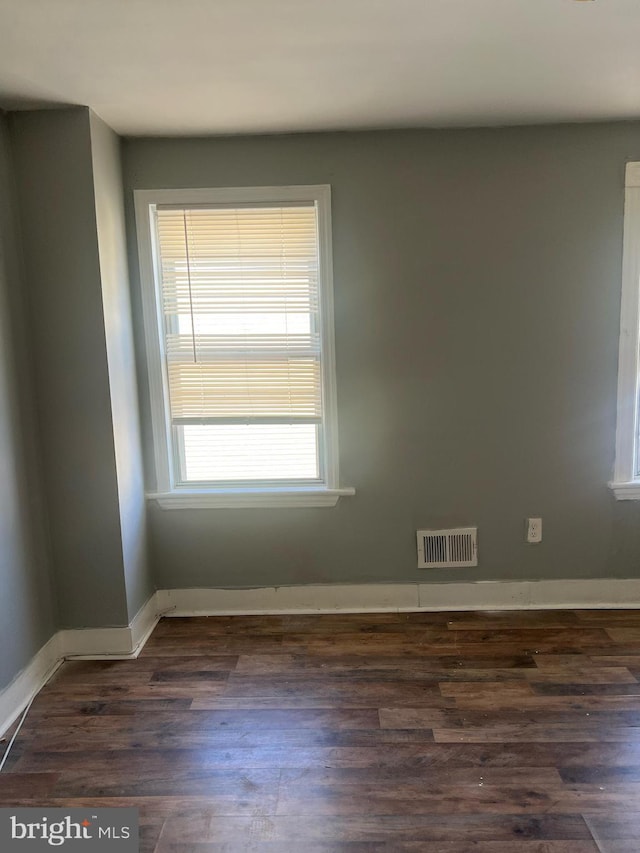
[182,210,198,363]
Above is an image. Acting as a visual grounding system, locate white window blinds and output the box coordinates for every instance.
[153,201,325,484]
[156,204,322,424]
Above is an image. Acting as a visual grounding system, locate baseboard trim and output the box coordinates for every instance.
[0,634,63,737]
[130,592,162,654]
[59,626,136,659]
[157,579,640,615]
[0,592,160,737]
[60,593,161,660]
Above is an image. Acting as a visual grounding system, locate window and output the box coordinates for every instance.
[135,185,354,508]
[612,162,640,499]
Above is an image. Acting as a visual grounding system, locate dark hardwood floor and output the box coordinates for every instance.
[3,610,640,851]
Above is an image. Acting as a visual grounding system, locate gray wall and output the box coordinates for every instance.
[123,123,640,589]
[11,108,130,627]
[0,112,56,689]
[89,112,153,621]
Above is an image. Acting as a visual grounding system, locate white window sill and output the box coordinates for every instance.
[609,481,640,500]
[147,487,356,509]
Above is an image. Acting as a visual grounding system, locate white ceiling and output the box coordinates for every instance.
[0,0,639,136]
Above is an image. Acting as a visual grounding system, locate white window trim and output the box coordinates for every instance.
[146,487,355,509]
[611,163,640,500]
[134,185,354,509]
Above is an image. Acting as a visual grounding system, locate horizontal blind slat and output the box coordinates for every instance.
[167,360,322,420]
[166,332,320,358]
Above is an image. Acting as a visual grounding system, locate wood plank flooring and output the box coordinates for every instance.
[3,610,640,850]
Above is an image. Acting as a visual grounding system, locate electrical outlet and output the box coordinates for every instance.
[527,517,542,543]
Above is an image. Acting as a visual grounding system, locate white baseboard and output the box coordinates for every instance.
[157,579,640,615]
[59,626,137,659]
[130,592,162,652]
[60,592,162,660]
[0,633,63,737]
[417,578,640,610]
[0,592,160,737]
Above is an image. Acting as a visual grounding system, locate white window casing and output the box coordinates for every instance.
[134,185,354,508]
[612,163,640,500]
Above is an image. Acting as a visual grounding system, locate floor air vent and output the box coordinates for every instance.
[417,527,477,568]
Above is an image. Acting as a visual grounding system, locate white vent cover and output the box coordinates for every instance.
[417,527,478,568]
